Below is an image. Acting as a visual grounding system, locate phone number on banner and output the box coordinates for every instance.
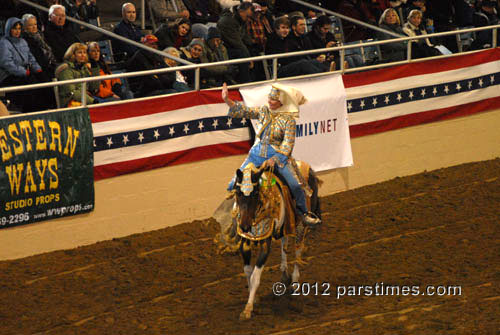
[0,203,94,227]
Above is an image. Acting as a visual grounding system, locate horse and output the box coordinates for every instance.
[230,161,322,320]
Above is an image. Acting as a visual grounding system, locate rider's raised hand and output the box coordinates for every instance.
[222,82,235,108]
[222,82,229,102]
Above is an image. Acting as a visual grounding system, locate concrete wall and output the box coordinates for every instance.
[1,109,499,260]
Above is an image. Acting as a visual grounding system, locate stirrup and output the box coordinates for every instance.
[303,211,321,226]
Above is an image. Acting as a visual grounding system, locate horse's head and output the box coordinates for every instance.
[234,164,264,233]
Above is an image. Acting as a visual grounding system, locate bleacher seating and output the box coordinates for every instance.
[146,0,158,32]
[98,39,115,64]
[455,27,476,52]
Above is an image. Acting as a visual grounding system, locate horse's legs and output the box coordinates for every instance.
[292,248,301,283]
[280,236,291,285]
[240,240,252,291]
[292,222,308,283]
[240,238,271,320]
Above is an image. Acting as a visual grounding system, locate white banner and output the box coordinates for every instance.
[239,74,353,171]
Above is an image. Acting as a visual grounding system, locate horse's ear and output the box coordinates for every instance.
[236,169,243,182]
[252,169,264,183]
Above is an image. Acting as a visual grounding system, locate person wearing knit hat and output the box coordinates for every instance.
[221,82,321,226]
[205,27,238,85]
[207,26,222,41]
[191,23,208,40]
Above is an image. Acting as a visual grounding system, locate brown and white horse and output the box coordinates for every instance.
[232,162,321,320]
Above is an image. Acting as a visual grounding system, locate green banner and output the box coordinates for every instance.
[0,108,94,228]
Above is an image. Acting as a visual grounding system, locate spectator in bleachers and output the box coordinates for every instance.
[21,14,58,76]
[307,15,340,69]
[247,2,273,55]
[179,39,210,87]
[206,27,238,85]
[246,2,273,81]
[376,8,407,61]
[0,17,52,113]
[182,38,234,88]
[265,16,330,78]
[256,0,273,27]
[87,41,133,102]
[402,9,441,58]
[162,46,191,92]
[150,0,190,24]
[336,0,374,42]
[454,0,475,27]
[112,3,144,62]
[44,4,80,63]
[29,0,62,32]
[402,0,430,26]
[265,15,290,57]
[126,34,177,97]
[217,1,254,83]
[55,42,99,107]
[288,15,328,67]
[154,18,192,50]
[472,0,500,49]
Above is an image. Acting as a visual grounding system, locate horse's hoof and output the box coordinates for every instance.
[240,304,253,320]
[281,272,292,287]
[239,310,252,320]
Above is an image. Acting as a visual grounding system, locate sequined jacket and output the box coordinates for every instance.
[229,102,296,165]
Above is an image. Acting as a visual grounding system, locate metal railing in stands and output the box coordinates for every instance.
[0,6,499,111]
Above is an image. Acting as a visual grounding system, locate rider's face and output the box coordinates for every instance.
[268,98,282,110]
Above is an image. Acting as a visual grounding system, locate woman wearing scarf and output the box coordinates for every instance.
[0,17,49,113]
[55,42,99,107]
[21,14,58,75]
[221,82,321,226]
[402,9,441,58]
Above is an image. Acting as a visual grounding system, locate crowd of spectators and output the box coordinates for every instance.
[1,0,499,113]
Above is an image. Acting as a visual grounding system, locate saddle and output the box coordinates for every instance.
[213,161,314,253]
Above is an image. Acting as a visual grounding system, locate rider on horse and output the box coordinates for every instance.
[222,82,321,226]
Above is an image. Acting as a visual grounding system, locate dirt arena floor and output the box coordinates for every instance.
[0,158,499,335]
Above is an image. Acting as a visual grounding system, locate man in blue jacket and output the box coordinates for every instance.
[112,2,144,62]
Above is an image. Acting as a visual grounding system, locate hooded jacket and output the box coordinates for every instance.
[0,17,41,83]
